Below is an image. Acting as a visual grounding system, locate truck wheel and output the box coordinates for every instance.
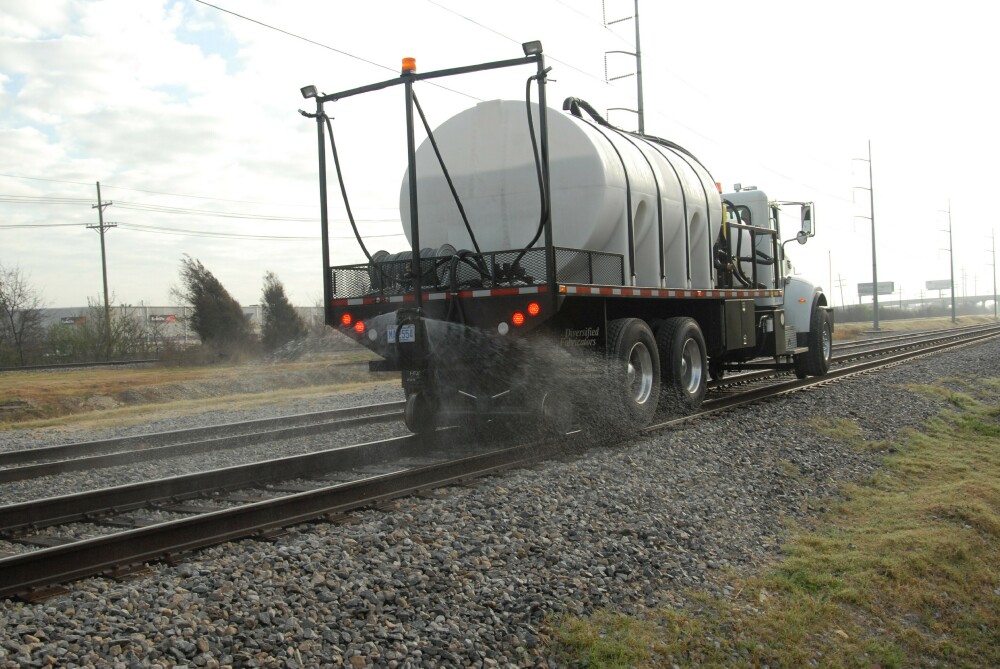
[656,317,708,413]
[404,391,437,434]
[606,318,660,427]
[709,359,726,382]
[540,390,574,435]
[794,308,832,378]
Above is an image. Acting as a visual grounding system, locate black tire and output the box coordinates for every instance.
[656,317,708,413]
[605,318,661,428]
[709,358,726,382]
[404,391,436,433]
[795,306,832,378]
[539,389,574,435]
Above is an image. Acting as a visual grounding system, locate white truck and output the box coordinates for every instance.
[301,42,832,432]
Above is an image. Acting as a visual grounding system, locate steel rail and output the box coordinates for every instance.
[649,326,1000,431]
[707,323,1000,392]
[833,322,1000,352]
[0,359,159,374]
[0,436,558,598]
[0,407,404,484]
[0,434,434,533]
[0,401,404,470]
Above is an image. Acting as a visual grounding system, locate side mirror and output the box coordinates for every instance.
[800,203,815,237]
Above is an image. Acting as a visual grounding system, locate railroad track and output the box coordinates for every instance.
[1,323,998,599]
[0,401,404,484]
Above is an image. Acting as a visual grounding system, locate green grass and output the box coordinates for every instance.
[552,378,1000,668]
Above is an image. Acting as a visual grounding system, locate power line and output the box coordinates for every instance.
[0,173,95,187]
[1,192,405,225]
[114,201,316,222]
[117,221,403,241]
[1,223,85,229]
[422,0,609,86]
[193,0,481,102]
[0,195,93,205]
[0,172,314,207]
[118,222,313,240]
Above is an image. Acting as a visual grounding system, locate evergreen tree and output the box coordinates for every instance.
[260,271,307,352]
[176,255,252,346]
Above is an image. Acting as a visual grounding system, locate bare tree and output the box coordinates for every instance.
[0,263,45,366]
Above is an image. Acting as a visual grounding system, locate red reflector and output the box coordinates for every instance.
[527,301,541,316]
[512,312,525,326]
[340,313,353,326]
[354,320,366,334]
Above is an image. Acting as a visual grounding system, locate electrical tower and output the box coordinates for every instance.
[852,141,879,331]
[603,0,645,133]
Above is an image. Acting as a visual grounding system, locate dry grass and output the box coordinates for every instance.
[553,377,1000,668]
[0,350,395,430]
[834,314,997,341]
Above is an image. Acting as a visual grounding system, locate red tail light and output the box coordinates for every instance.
[527,301,541,316]
[512,312,525,326]
[340,313,353,326]
[354,320,366,334]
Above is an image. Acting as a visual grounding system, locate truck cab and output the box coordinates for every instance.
[717,186,833,378]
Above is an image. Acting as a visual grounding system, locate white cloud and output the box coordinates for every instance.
[0,0,997,309]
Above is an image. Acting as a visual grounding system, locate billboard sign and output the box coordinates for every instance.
[149,314,177,323]
[925,279,952,291]
[857,281,895,297]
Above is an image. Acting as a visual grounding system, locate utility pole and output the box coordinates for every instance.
[835,273,846,310]
[603,0,645,133]
[990,229,998,320]
[89,181,116,359]
[828,250,832,300]
[853,140,879,331]
[941,199,956,324]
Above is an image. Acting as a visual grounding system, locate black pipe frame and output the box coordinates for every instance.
[305,51,552,324]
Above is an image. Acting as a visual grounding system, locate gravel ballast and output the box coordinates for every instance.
[1,339,998,668]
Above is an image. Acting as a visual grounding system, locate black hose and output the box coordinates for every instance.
[412,92,481,254]
[323,112,375,264]
[562,97,612,127]
[519,75,548,254]
[507,74,550,279]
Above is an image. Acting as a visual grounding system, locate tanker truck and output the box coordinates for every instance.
[300,42,833,433]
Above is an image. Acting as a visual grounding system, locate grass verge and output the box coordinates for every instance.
[552,378,1000,668]
[0,351,394,430]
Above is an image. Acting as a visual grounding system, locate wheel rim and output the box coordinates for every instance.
[626,342,654,405]
[680,338,704,395]
[822,322,832,360]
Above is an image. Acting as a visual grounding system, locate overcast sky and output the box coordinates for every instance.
[2,0,997,308]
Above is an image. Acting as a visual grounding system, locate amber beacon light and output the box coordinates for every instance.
[402,57,416,73]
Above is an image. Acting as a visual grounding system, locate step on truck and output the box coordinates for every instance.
[300,42,833,434]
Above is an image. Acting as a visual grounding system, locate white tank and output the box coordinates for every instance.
[400,100,721,288]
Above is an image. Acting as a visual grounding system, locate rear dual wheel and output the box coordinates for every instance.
[655,317,708,414]
[606,318,661,427]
